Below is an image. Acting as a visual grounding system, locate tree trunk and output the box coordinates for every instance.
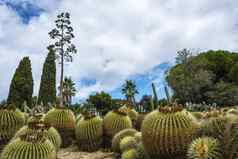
[59,54,64,107]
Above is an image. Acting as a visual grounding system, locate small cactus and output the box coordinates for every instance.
[44,107,76,147]
[75,115,103,152]
[103,109,132,147]
[120,136,137,152]
[121,149,138,159]
[187,137,222,159]
[112,128,138,153]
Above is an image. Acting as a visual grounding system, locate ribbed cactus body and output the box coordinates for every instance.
[44,108,76,147]
[141,108,198,159]
[198,116,238,159]
[135,142,150,159]
[13,125,62,151]
[0,109,25,150]
[191,112,204,120]
[103,110,132,146]
[120,136,137,152]
[187,137,221,159]
[75,116,103,152]
[112,128,138,153]
[1,137,56,159]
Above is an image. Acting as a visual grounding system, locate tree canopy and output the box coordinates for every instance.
[167,50,238,106]
[7,57,34,108]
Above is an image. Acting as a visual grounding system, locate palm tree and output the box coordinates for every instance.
[59,77,76,106]
[121,80,138,106]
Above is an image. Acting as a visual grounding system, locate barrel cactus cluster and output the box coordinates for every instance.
[0,106,25,150]
[44,107,76,147]
[1,122,56,159]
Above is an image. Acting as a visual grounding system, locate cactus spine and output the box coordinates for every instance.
[75,115,103,152]
[141,106,198,159]
[187,137,221,159]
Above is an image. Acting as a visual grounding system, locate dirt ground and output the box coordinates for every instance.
[57,146,117,159]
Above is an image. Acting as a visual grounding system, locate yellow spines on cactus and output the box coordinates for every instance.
[103,110,132,147]
[120,136,137,152]
[121,149,138,159]
[187,137,222,159]
[75,115,103,152]
[0,108,25,150]
[112,128,138,153]
[44,107,76,147]
[141,106,199,159]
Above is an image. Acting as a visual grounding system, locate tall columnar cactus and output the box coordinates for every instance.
[44,107,76,147]
[141,106,198,159]
[112,128,138,153]
[0,107,25,150]
[103,108,132,147]
[187,137,221,159]
[151,83,158,109]
[75,115,103,152]
[198,116,238,159]
[1,128,56,159]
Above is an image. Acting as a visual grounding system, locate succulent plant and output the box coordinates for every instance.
[103,109,132,147]
[75,115,103,152]
[141,106,199,159]
[198,116,238,159]
[120,136,137,152]
[121,149,138,159]
[191,112,204,120]
[187,137,221,159]
[112,128,138,153]
[133,132,141,143]
[1,128,56,159]
[0,107,25,150]
[44,107,76,147]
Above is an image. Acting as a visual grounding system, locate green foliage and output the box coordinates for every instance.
[75,116,103,152]
[167,50,238,106]
[7,57,34,108]
[120,136,137,152]
[0,108,25,150]
[1,132,56,159]
[44,107,76,147]
[122,80,138,106]
[38,45,56,105]
[112,128,138,153]
[60,77,76,106]
[141,107,198,159]
[87,91,113,115]
[187,137,221,159]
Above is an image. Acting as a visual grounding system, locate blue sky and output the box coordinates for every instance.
[0,0,238,103]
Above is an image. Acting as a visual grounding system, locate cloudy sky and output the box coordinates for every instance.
[0,0,237,102]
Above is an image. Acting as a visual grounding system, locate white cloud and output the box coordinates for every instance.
[0,0,238,101]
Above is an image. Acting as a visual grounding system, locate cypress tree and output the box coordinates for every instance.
[38,45,56,105]
[7,57,34,108]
